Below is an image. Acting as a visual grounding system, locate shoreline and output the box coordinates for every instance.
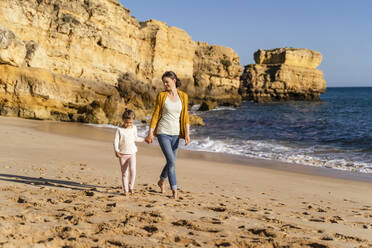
[24,116,372,183]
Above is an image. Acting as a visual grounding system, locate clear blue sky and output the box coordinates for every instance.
[120,0,372,87]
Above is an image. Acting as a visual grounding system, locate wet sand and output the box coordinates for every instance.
[0,116,371,247]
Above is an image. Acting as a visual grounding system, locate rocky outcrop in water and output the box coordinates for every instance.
[240,48,326,102]
[0,0,242,124]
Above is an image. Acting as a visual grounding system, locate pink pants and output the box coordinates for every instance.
[119,154,136,193]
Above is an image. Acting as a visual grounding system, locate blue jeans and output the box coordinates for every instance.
[157,134,180,190]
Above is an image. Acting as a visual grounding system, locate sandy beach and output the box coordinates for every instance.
[0,116,371,248]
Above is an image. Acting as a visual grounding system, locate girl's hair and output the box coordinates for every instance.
[122,109,135,120]
[162,71,181,88]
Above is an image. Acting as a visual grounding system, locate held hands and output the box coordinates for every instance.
[145,134,153,144]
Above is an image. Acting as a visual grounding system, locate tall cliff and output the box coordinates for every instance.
[0,0,242,124]
[240,48,326,102]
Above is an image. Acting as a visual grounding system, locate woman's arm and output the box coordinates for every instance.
[149,93,162,130]
[185,124,190,136]
[184,94,191,145]
[146,93,161,144]
[184,93,190,125]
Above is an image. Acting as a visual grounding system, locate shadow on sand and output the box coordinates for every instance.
[0,173,115,193]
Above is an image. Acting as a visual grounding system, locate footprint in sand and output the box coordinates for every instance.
[247,227,277,238]
[333,233,366,242]
[173,236,201,246]
[309,217,325,223]
[199,216,223,225]
[214,240,232,247]
[46,198,56,204]
[316,208,327,213]
[107,240,127,247]
[209,207,227,212]
[143,225,158,234]
[106,202,116,207]
[360,205,372,211]
[231,210,248,216]
[64,215,80,225]
[147,211,163,219]
[16,196,27,204]
[53,226,74,240]
[306,242,329,248]
[351,210,362,216]
[262,216,282,224]
[351,222,371,229]
[321,236,334,241]
[85,212,94,217]
[273,202,286,207]
[281,224,301,230]
[84,191,94,197]
[327,216,343,224]
[172,219,195,229]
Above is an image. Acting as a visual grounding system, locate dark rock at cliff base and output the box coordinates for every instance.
[198,100,218,111]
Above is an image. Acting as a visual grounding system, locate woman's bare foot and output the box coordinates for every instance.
[129,189,134,195]
[157,179,165,194]
[172,190,178,199]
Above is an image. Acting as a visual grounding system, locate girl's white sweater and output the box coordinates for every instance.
[113,125,142,154]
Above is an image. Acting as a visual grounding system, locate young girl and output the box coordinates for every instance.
[114,109,142,195]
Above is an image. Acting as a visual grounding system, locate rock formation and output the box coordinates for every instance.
[192,42,242,107]
[0,0,242,125]
[0,65,126,124]
[0,26,27,67]
[240,48,326,102]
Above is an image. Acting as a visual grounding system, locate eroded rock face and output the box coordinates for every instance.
[0,26,26,66]
[254,48,322,69]
[0,65,126,124]
[24,40,52,69]
[191,42,242,107]
[0,0,242,122]
[137,20,196,88]
[240,48,326,102]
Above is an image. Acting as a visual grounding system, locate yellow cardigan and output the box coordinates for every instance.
[150,90,190,139]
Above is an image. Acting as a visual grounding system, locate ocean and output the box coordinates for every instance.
[94,87,372,173]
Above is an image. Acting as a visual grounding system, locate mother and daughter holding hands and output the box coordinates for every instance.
[113,71,190,199]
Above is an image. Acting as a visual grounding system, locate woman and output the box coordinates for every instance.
[145,71,190,199]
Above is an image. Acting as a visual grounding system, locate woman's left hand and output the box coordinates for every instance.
[185,135,190,146]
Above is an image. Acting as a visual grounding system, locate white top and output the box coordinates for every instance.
[113,125,142,154]
[157,96,182,135]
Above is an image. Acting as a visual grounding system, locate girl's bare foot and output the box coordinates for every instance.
[123,191,129,196]
[172,190,178,199]
[157,179,165,194]
[129,189,134,195]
